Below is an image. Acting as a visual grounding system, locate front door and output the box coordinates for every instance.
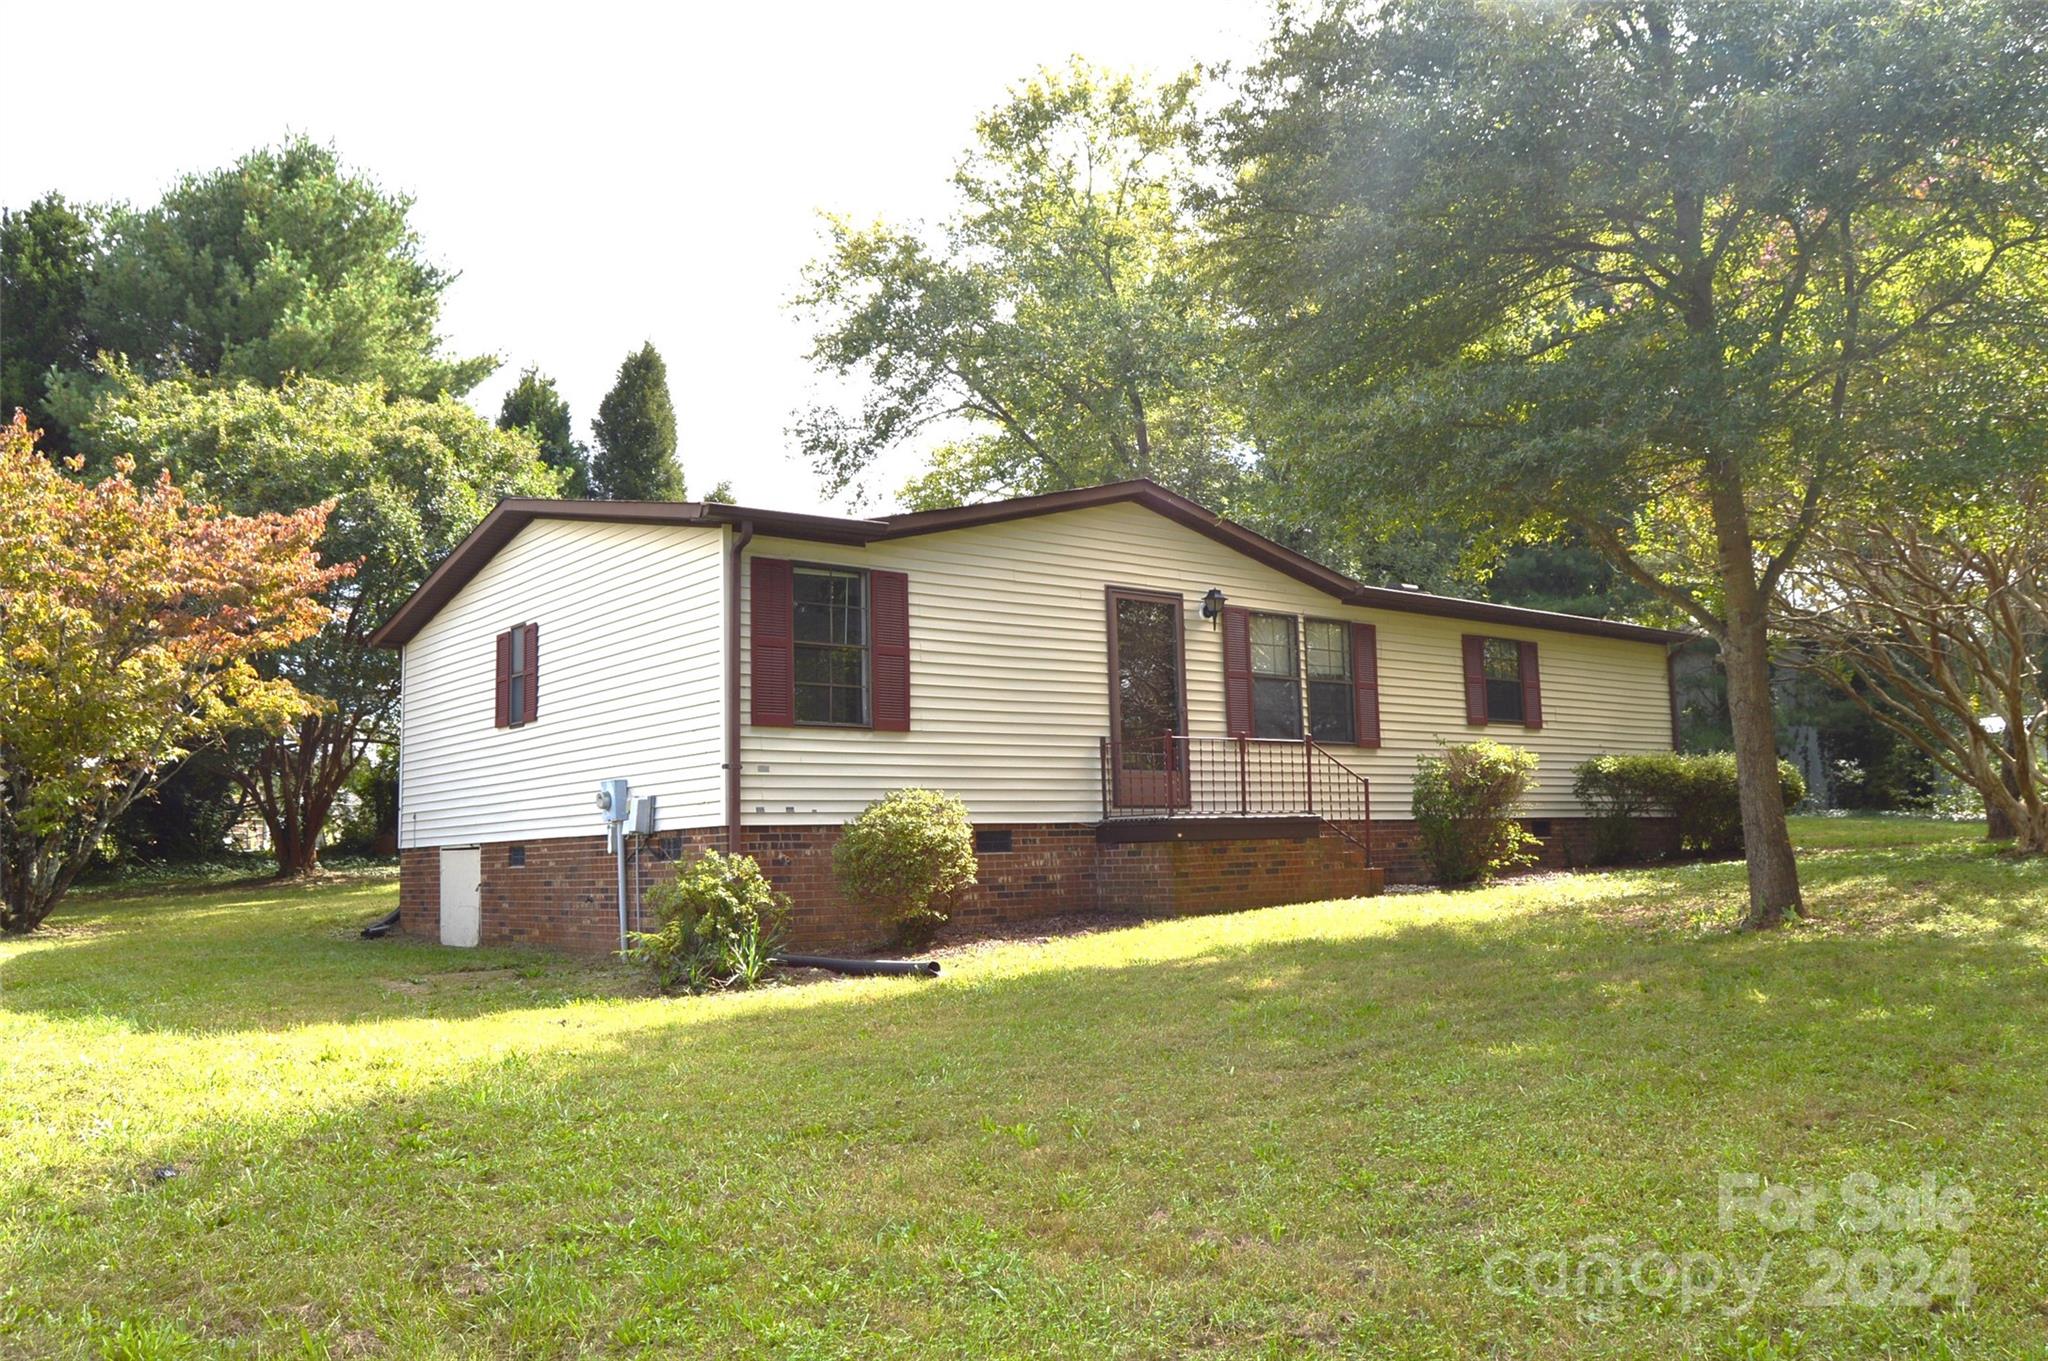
[1107,588,1188,809]
[439,846,481,947]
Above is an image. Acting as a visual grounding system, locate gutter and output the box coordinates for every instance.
[724,519,755,853]
[1340,583,1694,645]
[370,485,1693,651]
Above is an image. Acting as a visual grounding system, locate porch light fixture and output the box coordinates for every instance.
[1201,587,1227,621]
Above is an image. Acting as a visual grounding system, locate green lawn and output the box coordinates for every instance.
[5,817,2045,1358]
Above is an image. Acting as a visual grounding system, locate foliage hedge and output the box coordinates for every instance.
[1411,740,1541,886]
[628,849,787,993]
[833,789,979,947]
[1572,752,1808,863]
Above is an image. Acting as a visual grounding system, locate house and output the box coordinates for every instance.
[369,480,1687,952]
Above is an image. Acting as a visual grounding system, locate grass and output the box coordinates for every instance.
[1786,811,1992,852]
[3,819,2046,1358]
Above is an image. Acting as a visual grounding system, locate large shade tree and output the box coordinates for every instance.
[1214,0,2048,927]
[795,63,1249,510]
[79,371,560,874]
[0,415,339,931]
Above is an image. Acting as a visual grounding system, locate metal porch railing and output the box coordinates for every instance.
[1098,734,1372,858]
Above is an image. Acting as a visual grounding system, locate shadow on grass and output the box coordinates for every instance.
[0,874,642,1034]
[6,836,2047,1037]
[10,847,2048,1356]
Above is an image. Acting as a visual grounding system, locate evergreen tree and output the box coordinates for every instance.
[591,342,685,500]
[0,193,99,450]
[78,136,492,402]
[498,366,589,496]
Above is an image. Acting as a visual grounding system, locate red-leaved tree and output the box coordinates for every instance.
[0,413,345,931]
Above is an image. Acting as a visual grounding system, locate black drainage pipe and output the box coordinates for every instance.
[360,908,401,939]
[771,953,940,978]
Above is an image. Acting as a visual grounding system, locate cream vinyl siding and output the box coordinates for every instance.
[740,501,1672,824]
[398,519,725,848]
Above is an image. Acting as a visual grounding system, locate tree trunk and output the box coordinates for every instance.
[1983,783,2048,855]
[1986,728,2023,841]
[1704,449,1803,929]
[0,863,45,935]
[273,825,321,877]
[245,713,361,878]
[2017,808,2048,856]
[1720,621,1804,927]
[3,768,160,932]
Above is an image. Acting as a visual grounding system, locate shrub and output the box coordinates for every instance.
[1572,751,1809,862]
[627,849,787,993]
[833,788,978,946]
[1674,752,1806,856]
[1411,740,1541,885]
[1572,753,1684,864]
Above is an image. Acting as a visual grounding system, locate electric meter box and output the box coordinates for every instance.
[595,778,630,823]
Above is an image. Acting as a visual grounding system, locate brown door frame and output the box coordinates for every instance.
[1104,585,1190,809]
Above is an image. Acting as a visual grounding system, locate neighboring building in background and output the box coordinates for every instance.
[370,481,1686,953]
[1672,640,1938,813]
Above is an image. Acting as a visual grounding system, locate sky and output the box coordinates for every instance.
[6,0,1269,514]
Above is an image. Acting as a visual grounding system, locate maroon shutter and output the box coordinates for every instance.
[1519,640,1543,729]
[750,557,795,726]
[1350,622,1381,747]
[870,569,910,731]
[523,622,539,723]
[494,630,511,728]
[1461,634,1488,725]
[1222,606,1253,737]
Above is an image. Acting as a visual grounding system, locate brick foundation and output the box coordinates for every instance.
[1096,822,1378,917]
[1368,814,1683,883]
[397,815,1673,955]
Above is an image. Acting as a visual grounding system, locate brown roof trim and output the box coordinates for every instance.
[366,498,884,647]
[700,501,889,543]
[878,481,1685,643]
[876,480,1364,598]
[1341,583,1688,642]
[370,480,1690,648]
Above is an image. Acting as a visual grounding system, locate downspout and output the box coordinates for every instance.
[725,519,755,853]
[396,644,406,858]
[1666,642,1684,753]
